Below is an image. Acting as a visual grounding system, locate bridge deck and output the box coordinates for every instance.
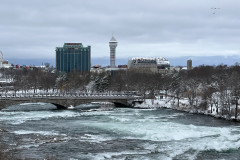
[0,93,144,109]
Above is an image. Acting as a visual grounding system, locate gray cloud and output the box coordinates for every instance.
[1,0,240,63]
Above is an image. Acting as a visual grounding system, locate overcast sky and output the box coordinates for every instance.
[1,0,240,63]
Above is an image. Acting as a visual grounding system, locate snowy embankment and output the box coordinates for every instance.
[135,96,240,122]
[134,96,188,109]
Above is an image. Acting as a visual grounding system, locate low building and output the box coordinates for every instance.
[118,65,128,69]
[91,65,105,73]
[0,51,12,69]
[128,57,170,73]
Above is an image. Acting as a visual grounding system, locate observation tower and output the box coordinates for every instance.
[109,36,118,68]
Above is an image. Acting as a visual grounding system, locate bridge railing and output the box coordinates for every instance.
[0,92,142,99]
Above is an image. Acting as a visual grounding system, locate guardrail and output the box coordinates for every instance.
[0,92,141,99]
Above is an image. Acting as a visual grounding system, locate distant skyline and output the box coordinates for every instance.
[1,0,240,65]
[7,55,240,67]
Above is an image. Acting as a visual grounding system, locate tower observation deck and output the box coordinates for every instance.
[109,36,118,68]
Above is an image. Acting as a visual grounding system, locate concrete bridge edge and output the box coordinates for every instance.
[0,98,135,110]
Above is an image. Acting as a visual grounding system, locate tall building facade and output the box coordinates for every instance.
[56,43,91,73]
[187,59,192,70]
[109,36,118,68]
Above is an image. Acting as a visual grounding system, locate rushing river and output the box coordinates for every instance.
[1,103,240,160]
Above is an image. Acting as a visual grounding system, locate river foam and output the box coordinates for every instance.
[1,107,240,159]
[0,110,82,124]
[78,109,240,159]
[13,130,65,136]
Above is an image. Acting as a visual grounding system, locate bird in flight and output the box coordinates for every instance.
[211,7,220,14]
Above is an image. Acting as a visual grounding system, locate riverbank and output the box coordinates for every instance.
[134,97,240,122]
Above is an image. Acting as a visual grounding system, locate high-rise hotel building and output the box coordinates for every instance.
[56,43,91,73]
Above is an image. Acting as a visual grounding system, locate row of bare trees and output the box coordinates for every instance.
[1,64,240,118]
[0,68,168,95]
[169,64,240,119]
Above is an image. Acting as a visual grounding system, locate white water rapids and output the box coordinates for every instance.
[0,104,240,160]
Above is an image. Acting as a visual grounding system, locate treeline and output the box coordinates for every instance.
[169,64,240,118]
[0,68,56,93]
[96,65,240,118]
[0,68,165,95]
[1,64,240,118]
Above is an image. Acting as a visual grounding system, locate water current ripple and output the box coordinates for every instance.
[0,104,240,159]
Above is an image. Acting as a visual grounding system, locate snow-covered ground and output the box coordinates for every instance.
[0,78,13,83]
[1,87,239,122]
[135,96,240,121]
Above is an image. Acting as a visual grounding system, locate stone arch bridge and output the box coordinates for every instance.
[0,93,144,110]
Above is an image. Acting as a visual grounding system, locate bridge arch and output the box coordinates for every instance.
[50,103,68,110]
[0,94,143,110]
[0,100,69,110]
[0,98,136,110]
